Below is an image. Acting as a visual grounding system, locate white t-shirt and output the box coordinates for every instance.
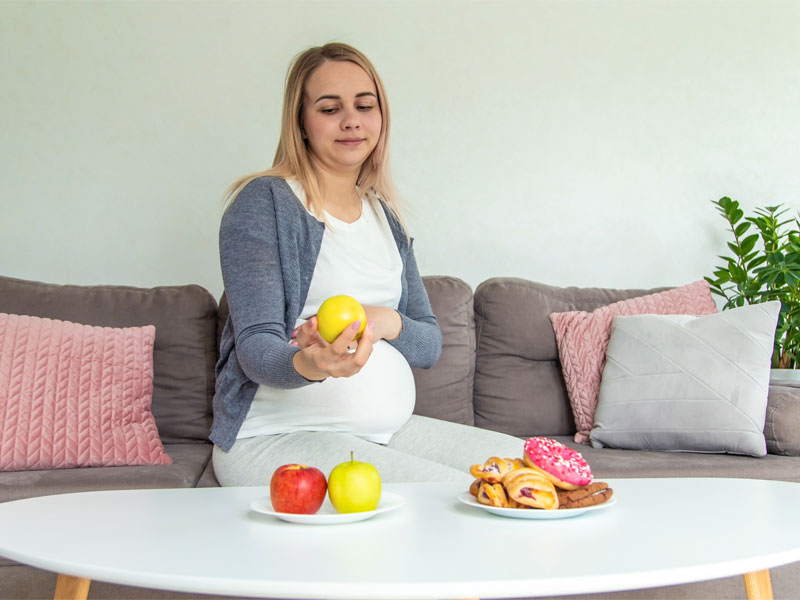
[237,179,416,444]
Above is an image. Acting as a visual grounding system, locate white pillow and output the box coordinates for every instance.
[590,301,780,457]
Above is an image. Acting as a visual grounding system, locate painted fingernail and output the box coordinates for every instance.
[350,320,362,330]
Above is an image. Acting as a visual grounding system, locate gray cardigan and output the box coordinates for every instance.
[210,176,442,451]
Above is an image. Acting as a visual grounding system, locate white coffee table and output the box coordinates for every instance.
[1,478,798,600]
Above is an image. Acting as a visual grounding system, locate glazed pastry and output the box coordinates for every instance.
[523,437,592,490]
[506,457,526,470]
[505,497,528,509]
[469,479,482,497]
[502,468,559,509]
[557,482,613,509]
[476,482,509,507]
[470,456,514,483]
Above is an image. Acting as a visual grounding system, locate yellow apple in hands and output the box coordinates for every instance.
[316,295,367,344]
[327,451,382,513]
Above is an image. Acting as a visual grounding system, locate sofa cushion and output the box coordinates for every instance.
[590,302,779,457]
[550,280,717,443]
[473,278,673,438]
[412,276,475,425]
[0,443,212,504]
[765,383,800,456]
[0,313,171,470]
[552,435,800,483]
[0,276,218,444]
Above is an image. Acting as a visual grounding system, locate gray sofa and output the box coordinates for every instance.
[1,273,799,599]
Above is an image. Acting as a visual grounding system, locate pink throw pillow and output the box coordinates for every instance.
[0,313,171,471]
[549,281,718,444]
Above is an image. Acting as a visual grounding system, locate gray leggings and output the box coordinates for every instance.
[212,415,525,486]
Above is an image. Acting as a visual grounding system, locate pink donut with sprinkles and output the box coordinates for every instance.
[523,437,592,490]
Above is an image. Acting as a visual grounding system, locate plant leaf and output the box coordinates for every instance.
[712,270,732,283]
[727,241,743,257]
[740,234,759,255]
[730,264,747,282]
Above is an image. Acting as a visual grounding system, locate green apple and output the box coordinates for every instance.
[327,451,382,513]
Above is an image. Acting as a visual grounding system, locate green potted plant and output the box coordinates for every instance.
[705,197,800,376]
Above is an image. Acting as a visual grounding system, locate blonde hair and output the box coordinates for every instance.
[224,43,406,233]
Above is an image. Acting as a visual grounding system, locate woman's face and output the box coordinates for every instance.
[301,60,382,178]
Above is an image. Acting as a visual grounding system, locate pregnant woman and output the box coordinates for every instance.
[211,42,523,485]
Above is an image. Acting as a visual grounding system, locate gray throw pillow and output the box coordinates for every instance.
[590,301,780,457]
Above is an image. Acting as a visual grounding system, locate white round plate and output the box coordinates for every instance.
[250,492,404,524]
[457,492,615,519]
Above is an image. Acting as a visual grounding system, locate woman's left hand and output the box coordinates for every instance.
[363,305,402,341]
[290,306,400,349]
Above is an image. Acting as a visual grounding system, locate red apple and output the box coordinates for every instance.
[269,464,327,514]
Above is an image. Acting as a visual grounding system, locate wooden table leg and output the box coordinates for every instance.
[743,569,773,600]
[54,574,91,600]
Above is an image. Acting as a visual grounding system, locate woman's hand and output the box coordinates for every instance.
[363,306,402,341]
[291,316,375,381]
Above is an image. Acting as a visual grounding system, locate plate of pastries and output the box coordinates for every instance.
[459,437,615,519]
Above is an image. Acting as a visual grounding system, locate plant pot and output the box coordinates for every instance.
[769,368,800,385]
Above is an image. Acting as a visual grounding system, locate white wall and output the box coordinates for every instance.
[2,0,799,301]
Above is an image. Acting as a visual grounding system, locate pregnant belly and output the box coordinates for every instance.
[243,341,416,442]
[321,341,416,436]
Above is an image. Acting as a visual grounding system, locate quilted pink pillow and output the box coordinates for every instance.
[549,280,718,444]
[0,313,171,471]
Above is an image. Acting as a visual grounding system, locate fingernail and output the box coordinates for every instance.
[290,340,298,346]
[350,320,362,330]
[368,321,375,331]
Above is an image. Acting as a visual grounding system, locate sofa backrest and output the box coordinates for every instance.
[0,275,218,444]
[472,277,667,437]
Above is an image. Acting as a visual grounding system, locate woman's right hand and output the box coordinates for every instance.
[291,316,374,381]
